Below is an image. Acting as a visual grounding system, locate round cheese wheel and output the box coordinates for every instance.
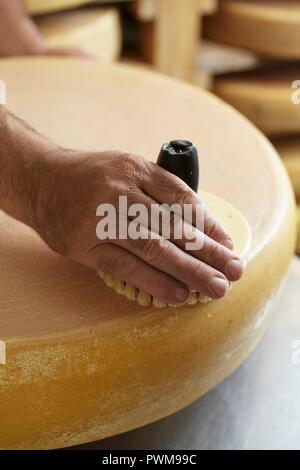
[204,0,300,60]
[214,66,300,136]
[35,8,121,62]
[0,58,295,449]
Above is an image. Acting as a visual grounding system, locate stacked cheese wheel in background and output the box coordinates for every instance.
[203,0,300,254]
[26,0,122,62]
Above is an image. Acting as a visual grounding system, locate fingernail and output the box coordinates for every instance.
[210,277,229,298]
[227,259,244,280]
[175,287,190,303]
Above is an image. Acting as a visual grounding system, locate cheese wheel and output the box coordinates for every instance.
[274,137,300,201]
[204,0,300,60]
[0,58,295,449]
[199,40,261,75]
[35,8,121,62]
[214,66,300,136]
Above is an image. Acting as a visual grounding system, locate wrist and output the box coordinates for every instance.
[0,109,60,230]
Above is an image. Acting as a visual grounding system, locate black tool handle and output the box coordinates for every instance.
[157,140,199,192]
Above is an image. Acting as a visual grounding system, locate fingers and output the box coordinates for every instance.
[170,225,244,282]
[93,244,190,305]
[115,228,230,299]
[194,236,244,281]
[141,162,233,249]
[203,204,234,250]
[127,190,244,282]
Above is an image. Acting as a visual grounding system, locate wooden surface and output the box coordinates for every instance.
[77,257,300,450]
[140,0,200,82]
[214,66,300,136]
[128,0,217,21]
[204,0,300,60]
[0,58,295,449]
[35,8,121,62]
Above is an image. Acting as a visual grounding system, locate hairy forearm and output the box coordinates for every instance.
[0,105,58,229]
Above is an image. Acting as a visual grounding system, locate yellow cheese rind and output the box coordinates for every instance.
[204,0,300,60]
[214,67,300,136]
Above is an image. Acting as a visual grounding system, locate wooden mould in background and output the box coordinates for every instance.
[138,0,201,82]
[137,0,218,83]
[35,7,122,62]
[214,66,300,136]
[0,58,295,449]
[204,0,300,60]
[128,0,218,21]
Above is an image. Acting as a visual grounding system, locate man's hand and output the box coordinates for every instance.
[0,0,93,58]
[0,107,244,305]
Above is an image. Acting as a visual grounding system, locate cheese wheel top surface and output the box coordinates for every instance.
[0,58,293,340]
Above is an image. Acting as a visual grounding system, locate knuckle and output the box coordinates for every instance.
[143,239,161,263]
[205,218,222,240]
[120,152,135,167]
[189,262,205,286]
[128,237,149,253]
[149,238,173,264]
[206,240,224,263]
[100,173,122,197]
[122,153,149,182]
[135,155,150,173]
[135,237,171,265]
[174,185,194,206]
[156,173,174,195]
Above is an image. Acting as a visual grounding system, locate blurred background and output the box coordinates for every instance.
[3,0,300,253]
